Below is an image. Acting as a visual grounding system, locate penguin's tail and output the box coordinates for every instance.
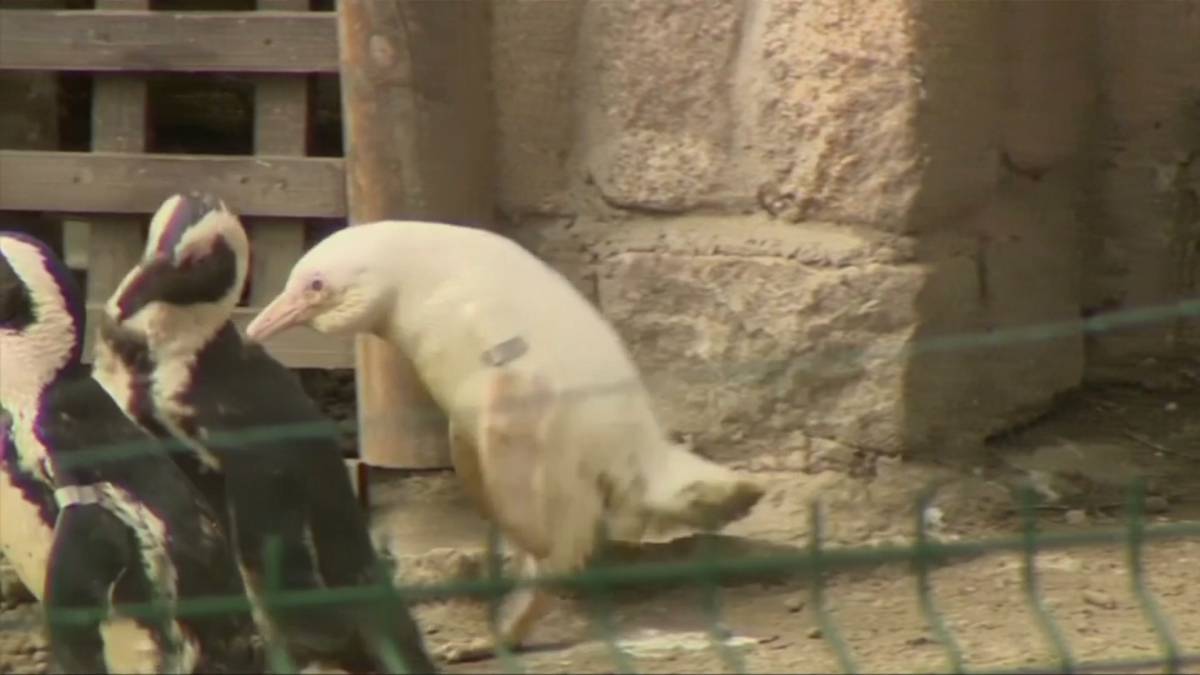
[640,443,764,533]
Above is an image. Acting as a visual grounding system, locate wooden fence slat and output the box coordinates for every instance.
[253,78,308,157]
[0,151,346,218]
[249,0,364,485]
[86,0,149,306]
[85,216,144,304]
[248,0,310,306]
[258,0,308,13]
[247,222,307,304]
[337,0,496,470]
[82,306,355,368]
[248,75,309,304]
[0,9,338,73]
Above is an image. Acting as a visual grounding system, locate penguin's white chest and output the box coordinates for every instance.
[0,465,54,602]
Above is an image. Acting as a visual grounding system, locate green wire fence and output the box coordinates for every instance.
[7,292,1200,674]
[21,482,1200,674]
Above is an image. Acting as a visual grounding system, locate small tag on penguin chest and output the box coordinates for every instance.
[54,484,104,509]
[481,335,528,368]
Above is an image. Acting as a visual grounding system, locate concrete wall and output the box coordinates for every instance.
[1085,2,1200,367]
[487,0,1168,462]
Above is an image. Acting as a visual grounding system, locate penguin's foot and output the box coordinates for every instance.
[297,660,350,674]
[434,638,498,664]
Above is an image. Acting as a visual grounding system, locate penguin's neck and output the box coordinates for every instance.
[95,301,240,439]
[123,300,230,366]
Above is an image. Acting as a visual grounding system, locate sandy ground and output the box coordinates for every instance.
[3,374,1200,674]
[419,536,1200,674]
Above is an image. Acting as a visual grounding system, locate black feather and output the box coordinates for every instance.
[0,243,36,331]
[113,237,238,321]
[113,321,438,674]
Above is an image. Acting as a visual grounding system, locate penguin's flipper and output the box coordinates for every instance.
[44,506,138,674]
[44,511,110,667]
[475,368,554,559]
[288,440,439,675]
[222,467,360,668]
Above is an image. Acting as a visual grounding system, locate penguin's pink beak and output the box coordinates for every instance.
[245,289,314,342]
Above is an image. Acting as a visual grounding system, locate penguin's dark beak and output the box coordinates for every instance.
[112,243,239,322]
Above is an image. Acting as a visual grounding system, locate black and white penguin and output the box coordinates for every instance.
[91,193,438,674]
[0,231,259,674]
[0,234,59,607]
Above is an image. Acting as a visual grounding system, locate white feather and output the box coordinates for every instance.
[0,236,75,482]
[93,304,226,472]
[0,463,53,602]
[0,235,74,601]
[278,221,765,575]
[94,199,250,472]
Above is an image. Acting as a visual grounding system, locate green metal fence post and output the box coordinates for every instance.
[1018,488,1074,672]
[808,501,859,674]
[913,490,966,673]
[1126,482,1181,674]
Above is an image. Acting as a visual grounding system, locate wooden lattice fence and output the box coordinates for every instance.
[2,0,496,474]
[0,1,355,368]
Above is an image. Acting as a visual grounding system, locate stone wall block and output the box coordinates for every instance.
[750,0,927,228]
[591,217,925,459]
[578,0,744,212]
[492,0,585,215]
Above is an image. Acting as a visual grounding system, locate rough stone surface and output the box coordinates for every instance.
[516,216,919,459]
[491,0,584,216]
[750,0,926,229]
[900,1,1091,450]
[598,245,920,459]
[578,0,747,212]
[1085,2,1200,363]
[995,3,1096,173]
[513,208,1085,461]
[489,0,1097,461]
[905,174,1085,455]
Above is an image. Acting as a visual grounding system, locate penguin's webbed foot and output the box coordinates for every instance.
[433,638,502,664]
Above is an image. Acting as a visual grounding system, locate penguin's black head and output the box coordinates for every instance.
[106,192,250,334]
[0,238,35,333]
[0,231,86,396]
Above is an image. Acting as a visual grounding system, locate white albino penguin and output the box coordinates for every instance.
[0,232,259,674]
[91,193,438,674]
[245,220,767,660]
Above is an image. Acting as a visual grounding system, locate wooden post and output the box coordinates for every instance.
[253,0,369,502]
[335,0,495,470]
[83,0,149,361]
[250,0,309,310]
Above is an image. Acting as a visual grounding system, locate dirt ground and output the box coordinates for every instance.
[3,369,1200,674]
